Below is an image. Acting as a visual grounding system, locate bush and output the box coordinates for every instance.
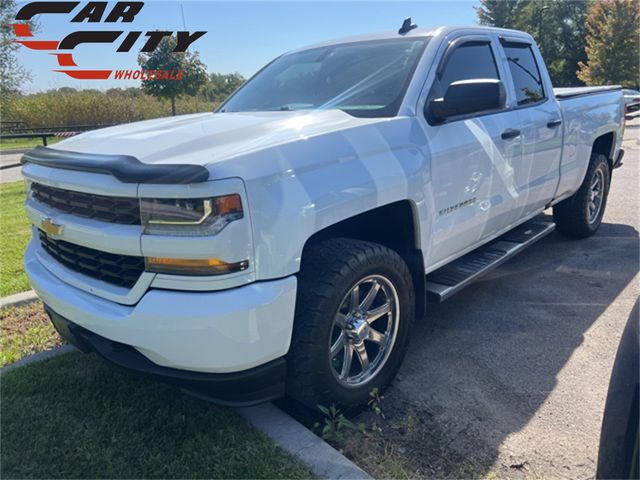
[0,88,216,128]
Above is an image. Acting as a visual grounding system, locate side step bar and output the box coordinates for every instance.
[426,216,555,303]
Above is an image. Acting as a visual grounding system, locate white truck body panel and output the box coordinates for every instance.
[554,89,625,200]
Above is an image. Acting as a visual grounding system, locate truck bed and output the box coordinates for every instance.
[555,85,622,100]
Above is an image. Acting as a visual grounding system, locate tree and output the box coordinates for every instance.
[202,73,245,103]
[521,1,590,87]
[475,0,590,87]
[475,0,530,28]
[138,35,208,115]
[57,87,78,94]
[1,0,35,95]
[578,0,640,87]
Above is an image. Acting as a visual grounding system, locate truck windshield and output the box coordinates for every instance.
[219,38,428,118]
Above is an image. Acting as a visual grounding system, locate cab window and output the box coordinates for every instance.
[440,42,500,91]
[503,43,545,105]
[426,40,501,121]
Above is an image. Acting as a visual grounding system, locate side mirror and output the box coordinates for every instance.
[429,79,506,122]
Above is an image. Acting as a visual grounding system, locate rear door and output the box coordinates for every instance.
[418,34,524,268]
[500,38,563,217]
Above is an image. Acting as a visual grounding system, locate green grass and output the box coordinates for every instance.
[0,301,62,367]
[0,181,31,296]
[1,352,313,479]
[0,137,60,150]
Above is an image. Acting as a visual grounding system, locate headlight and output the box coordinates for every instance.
[140,194,243,236]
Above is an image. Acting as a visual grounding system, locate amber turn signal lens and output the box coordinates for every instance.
[145,256,249,276]
[215,194,242,215]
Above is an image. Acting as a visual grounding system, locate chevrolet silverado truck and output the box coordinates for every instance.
[22,23,625,408]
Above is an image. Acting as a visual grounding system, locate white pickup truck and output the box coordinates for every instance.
[23,23,625,408]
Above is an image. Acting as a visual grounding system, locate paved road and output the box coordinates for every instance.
[0,153,24,184]
[384,124,639,478]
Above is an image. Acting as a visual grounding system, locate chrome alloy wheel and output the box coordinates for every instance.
[587,168,605,224]
[328,274,400,388]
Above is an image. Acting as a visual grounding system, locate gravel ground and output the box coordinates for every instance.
[374,121,639,478]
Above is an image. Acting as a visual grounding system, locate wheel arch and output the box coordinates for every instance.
[300,200,427,320]
[591,131,616,170]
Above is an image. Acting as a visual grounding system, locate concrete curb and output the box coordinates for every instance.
[0,290,39,309]
[238,403,372,479]
[1,345,76,374]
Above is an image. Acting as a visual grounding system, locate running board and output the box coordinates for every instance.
[426,217,555,303]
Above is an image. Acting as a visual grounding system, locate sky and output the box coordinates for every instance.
[15,0,479,93]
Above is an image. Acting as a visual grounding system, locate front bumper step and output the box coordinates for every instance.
[45,306,286,407]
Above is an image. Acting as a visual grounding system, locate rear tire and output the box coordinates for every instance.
[553,153,610,238]
[287,238,414,411]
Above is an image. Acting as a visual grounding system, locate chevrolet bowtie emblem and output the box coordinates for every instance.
[41,217,63,237]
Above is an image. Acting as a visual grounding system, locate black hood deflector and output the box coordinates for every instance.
[21,146,209,184]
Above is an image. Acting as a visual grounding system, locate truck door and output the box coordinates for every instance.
[419,35,524,268]
[500,38,562,217]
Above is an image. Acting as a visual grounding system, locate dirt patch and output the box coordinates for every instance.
[279,393,495,479]
[343,403,488,478]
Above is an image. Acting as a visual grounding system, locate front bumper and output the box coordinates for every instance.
[25,239,297,375]
[47,307,286,406]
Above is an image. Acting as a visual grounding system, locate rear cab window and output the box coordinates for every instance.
[501,42,545,105]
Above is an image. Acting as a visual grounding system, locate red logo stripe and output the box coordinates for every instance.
[53,53,77,67]
[12,23,33,37]
[55,70,112,80]
[15,40,59,50]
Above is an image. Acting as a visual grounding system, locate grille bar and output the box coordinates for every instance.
[39,231,144,288]
[31,183,141,225]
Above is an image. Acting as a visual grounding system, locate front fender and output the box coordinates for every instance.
[211,117,431,280]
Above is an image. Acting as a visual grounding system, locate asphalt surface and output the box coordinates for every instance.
[0,152,24,183]
[384,122,639,478]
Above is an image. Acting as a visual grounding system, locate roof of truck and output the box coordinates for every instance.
[289,25,533,54]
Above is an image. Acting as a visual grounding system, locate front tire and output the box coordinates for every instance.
[287,238,414,410]
[553,153,611,238]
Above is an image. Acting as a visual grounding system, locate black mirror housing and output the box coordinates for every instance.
[429,79,506,122]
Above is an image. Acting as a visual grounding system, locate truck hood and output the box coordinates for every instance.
[54,110,381,167]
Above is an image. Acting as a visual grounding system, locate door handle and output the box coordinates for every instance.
[547,119,562,128]
[501,128,521,140]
